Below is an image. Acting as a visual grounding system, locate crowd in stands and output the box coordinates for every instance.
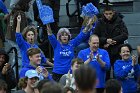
[0,0,140,93]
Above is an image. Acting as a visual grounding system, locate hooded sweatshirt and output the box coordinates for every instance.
[114,59,140,93]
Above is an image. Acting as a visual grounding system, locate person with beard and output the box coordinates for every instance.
[46,17,94,82]
[0,49,16,93]
[94,7,128,80]
[15,70,40,93]
[16,14,53,68]
[114,44,140,93]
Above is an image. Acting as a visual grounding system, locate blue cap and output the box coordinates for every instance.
[25,70,40,78]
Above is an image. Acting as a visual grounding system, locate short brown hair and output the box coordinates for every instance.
[22,26,36,40]
[27,48,41,57]
[88,34,99,42]
[71,58,84,67]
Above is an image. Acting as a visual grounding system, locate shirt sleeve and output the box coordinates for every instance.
[48,34,58,49]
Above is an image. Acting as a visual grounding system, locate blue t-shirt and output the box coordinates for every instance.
[78,48,110,88]
[114,59,140,93]
[48,32,88,74]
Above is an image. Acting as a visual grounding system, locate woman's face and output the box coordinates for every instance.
[27,77,39,88]
[26,31,35,44]
[120,46,130,60]
[60,32,69,44]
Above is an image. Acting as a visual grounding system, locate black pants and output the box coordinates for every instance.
[52,72,64,82]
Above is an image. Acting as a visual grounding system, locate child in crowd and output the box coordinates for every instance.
[59,58,84,90]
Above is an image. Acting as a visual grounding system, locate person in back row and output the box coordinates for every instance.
[46,16,95,82]
[94,6,128,80]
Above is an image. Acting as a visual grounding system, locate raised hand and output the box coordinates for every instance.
[17,14,21,23]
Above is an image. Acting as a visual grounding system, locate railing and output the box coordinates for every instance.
[7,47,19,86]
[66,0,82,23]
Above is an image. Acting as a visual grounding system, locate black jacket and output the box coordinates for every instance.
[0,49,16,93]
[94,13,128,56]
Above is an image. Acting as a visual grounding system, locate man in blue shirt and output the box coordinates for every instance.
[78,34,110,93]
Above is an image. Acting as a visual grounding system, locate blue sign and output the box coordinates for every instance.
[81,3,99,17]
[36,0,54,25]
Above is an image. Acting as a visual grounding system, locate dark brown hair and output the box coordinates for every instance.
[27,48,41,57]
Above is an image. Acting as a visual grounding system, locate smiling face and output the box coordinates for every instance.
[120,46,130,61]
[60,32,69,44]
[27,77,39,88]
[89,36,99,52]
[26,31,35,44]
[29,53,41,65]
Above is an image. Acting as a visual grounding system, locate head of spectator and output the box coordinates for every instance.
[103,7,115,21]
[88,34,99,52]
[12,0,31,13]
[22,26,36,44]
[27,48,41,67]
[25,70,39,89]
[0,79,7,93]
[105,79,122,93]
[57,28,71,44]
[74,65,96,93]
[71,58,84,74]
[40,81,63,93]
[34,79,50,93]
[0,49,9,69]
[64,87,75,93]
[118,44,132,61]
[18,78,27,90]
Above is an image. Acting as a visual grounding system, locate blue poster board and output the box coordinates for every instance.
[81,3,99,17]
[36,0,54,25]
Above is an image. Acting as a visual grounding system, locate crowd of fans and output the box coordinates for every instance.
[0,0,140,93]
